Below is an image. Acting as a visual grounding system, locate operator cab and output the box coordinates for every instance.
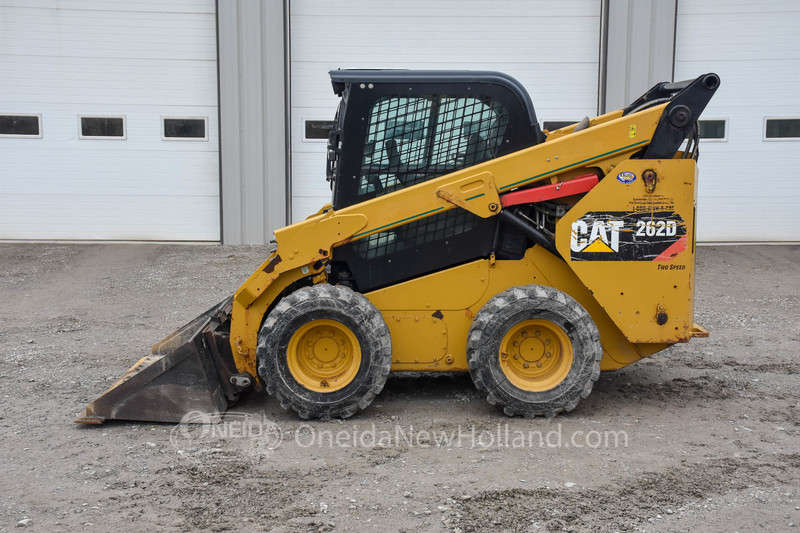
[327,70,545,210]
[326,70,545,292]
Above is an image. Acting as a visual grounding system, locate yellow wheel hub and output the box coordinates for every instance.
[287,319,361,393]
[499,319,573,392]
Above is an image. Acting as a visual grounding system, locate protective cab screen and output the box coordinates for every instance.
[357,95,509,202]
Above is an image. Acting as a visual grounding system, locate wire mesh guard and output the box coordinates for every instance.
[337,206,495,292]
[348,209,480,261]
[358,95,509,200]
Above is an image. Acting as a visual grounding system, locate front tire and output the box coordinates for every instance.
[257,284,392,419]
[467,285,602,417]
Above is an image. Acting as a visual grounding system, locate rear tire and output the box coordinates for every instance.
[467,285,602,417]
[257,284,392,420]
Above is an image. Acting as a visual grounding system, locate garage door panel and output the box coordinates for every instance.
[697,197,797,242]
[676,0,800,17]
[2,0,215,13]
[2,57,218,107]
[0,194,219,241]
[290,0,598,18]
[0,1,219,241]
[673,63,800,110]
[676,0,799,242]
[291,32,599,65]
[291,154,330,189]
[1,6,216,61]
[291,197,329,224]
[2,165,220,198]
[291,38,599,66]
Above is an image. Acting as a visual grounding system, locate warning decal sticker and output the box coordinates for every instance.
[570,211,687,262]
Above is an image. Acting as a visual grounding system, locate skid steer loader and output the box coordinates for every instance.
[77,70,719,423]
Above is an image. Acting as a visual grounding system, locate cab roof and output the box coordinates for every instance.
[329,69,538,127]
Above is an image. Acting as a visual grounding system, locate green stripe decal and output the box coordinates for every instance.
[352,206,444,238]
[351,139,650,241]
[498,139,650,192]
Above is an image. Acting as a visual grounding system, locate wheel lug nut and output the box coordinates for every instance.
[534,330,541,337]
[521,331,527,337]
[544,339,550,345]
[545,352,551,358]
[513,354,519,360]
[536,362,542,368]
[523,362,529,368]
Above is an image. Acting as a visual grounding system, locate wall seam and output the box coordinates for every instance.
[214,0,223,243]
[237,1,246,243]
[671,0,679,81]
[261,1,269,243]
[283,0,292,226]
[598,0,609,115]
[624,0,633,104]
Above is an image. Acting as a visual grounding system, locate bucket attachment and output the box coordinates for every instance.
[75,298,252,424]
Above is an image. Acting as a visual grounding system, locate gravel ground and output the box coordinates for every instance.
[0,243,798,532]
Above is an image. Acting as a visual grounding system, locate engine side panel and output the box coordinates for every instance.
[366,246,662,372]
[556,158,698,343]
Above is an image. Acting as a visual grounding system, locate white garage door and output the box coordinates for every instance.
[290,0,601,222]
[676,0,800,242]
[0,0,220,241]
